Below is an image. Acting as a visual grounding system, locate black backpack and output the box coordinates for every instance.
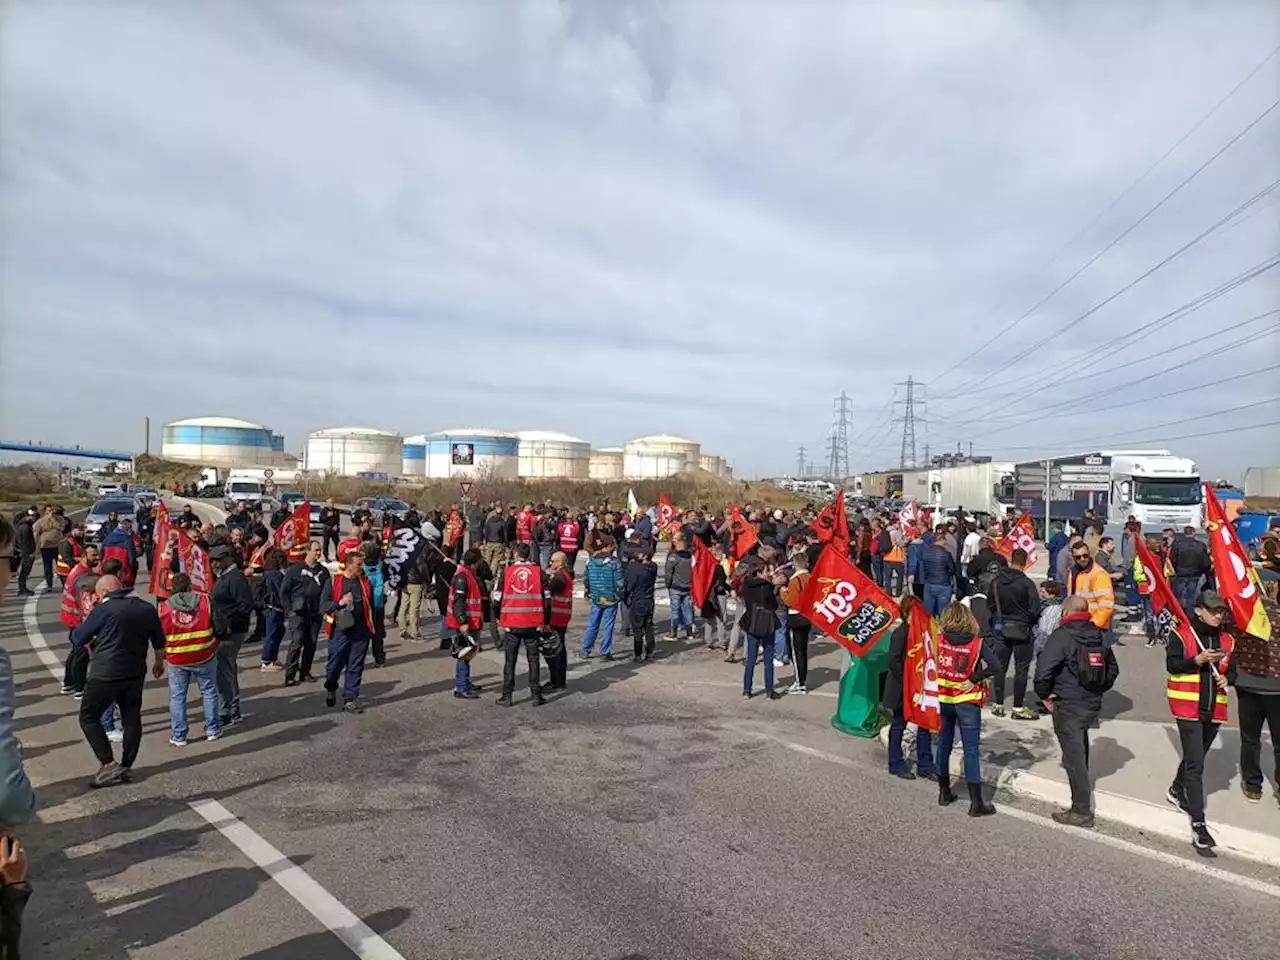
[1071,638,1110,693]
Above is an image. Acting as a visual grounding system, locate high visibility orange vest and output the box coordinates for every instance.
[550,570,574,628]
[499,562,545,629]
[159,595,218,667]
[936,635,986,705]
[1167,635,1231,723]
[55,537,83,577]
[323,574,375,638]
[1068,563,1115,629]
[59,563,94,629]
[445,566,484,632]
[885,540,905,563]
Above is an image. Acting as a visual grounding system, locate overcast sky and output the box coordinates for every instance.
[2,1,1277,480]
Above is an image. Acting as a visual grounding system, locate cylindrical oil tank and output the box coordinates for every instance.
[517,430,590,479]
[423,428,519,479]
[402,434,427,477]
[699,453,727,476]
[589,447,625,481]
[624,434,701,480]
[305,427,403,478]
[161,416,286,468]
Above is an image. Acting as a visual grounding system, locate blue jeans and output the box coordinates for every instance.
[325,626,370,703]
[669,590,693,633]
[937,701,982,784]
[539,544,553,569]
[168,659,220,741]
[773,609,789,664]
[581,603,617,657]
[872,556,885,587]
[1171,575,1201,617]
[100,705,117,731]
[454,655,471,693]
[743,633,776,694]
[923,583,952,618]
[887,707,936,775]
[261,609,285,663]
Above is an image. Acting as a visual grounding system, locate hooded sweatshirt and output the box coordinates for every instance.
[164,591,217,666]
[1034,612,1119,710]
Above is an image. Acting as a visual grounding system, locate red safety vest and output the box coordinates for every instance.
[246,543,269,576]
[102,542,136,588]
[55,537,83,577]
[323,574,375,638]
[1167,635,1231,723]
[936,635,985,705]
[550,570,574,628]
[445,566,484,632]
[558,521,579,552]
[516,511,534,543]
[159,595,219,667]
[499,562,545,629]
[59,563,94,628]
[338,536,363,565]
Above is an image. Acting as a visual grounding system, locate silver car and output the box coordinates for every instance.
[85,497,138,541]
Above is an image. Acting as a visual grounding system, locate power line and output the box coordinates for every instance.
[894,376,924,469]
[929,45,1280,391]
[831,390,852,478]
[934,176,1280,403]
[991,419,1280,455]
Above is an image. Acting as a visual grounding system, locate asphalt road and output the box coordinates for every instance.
[4,499,1277,959]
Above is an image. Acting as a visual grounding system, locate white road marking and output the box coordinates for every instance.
[191,799,407,960]
[22,585,65,683]
[734,727,1280,901]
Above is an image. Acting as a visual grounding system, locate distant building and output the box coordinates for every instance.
[624,434,700,479]
[305,427,403,478]
[161,416,286,468]
[517,430,591,479]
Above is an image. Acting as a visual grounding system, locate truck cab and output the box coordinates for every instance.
[1108,454,1202,530]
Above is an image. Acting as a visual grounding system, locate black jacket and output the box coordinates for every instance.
[1168,535,1210,579]
[14,519,35,557]
[483,513,508,544]
[281,560,329,615]
[1033,613,1119,710]
[318,507,341,531]
[211,565,255,635]
[966,548,1007,584]
[882,621,909,712]
[620,560,658,616]
[664,549,692,591]
[70,590,165,682]
[991,567,1042,642]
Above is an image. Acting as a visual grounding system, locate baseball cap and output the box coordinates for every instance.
[1195,589,1227,612]
[208,544,231,561]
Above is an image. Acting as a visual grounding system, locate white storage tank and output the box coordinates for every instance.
[402,434,427,477]
[161,416,286,468]
[305,427,403,478]
[699,453,726,476]
[624,434,701,480]
[423,428,519,479]
[517,430,590,479]
[589,447,625,481]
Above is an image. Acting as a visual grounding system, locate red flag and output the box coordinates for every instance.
[690,535,717,610]
[273,501,310,562]
[903,602,941,733]
[796,543,897,657]
[179,529,211,594]
[657,492,676,531]
[1134,536,1199,657]
[993,513,1039,566]
[1204,484,1272,640]
[898,500,921,536]
[813,492,850,558]
[149,502,174,600]
[728,504,758,561]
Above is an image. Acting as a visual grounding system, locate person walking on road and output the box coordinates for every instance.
[741,547,786,701]
[209,544,253,727]
[13,509,36,598]
[321,551,374,714]
[780,553,813,694]
[580,539,622,660]
[159,573,222,746]
[398,543,427,641]
[258,548,286,671]
[1034,595,1119,828]
[33,504,63,591]
[620,543,658,662]
[883,594,938,781]
[988,548,1042,720]
[443,548,485,700]
[1166,590,1232,851]
[318,499,341,562]
[70,575,166,788]
[664,533,694,640]
[281,541,327,686]
[1229,594,1280,805]
[935,602,1000,817]
[360,542,389,668]
[543,550,574,689]
[918,531,957,618]
[1168,526,1211,620]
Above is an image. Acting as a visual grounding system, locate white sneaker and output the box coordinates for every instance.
[773,658,786,667]
[796,684,808,695]
[106,729,124,743]
[168,736,188,747]
[787,681,802,693]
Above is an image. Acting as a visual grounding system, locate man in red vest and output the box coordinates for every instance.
[557,512,580,574]
[543,550,574,693]
[159,572,222,745]
[56,522,86,586]
[495,542,551,706]
[515,503,535,557]
[321,552,374,714]
[445,548,486,700]
[58,544,100,695]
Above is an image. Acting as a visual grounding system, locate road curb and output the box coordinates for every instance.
[875,725,1280,868]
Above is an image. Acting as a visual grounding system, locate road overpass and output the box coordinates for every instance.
[0,439,133,461]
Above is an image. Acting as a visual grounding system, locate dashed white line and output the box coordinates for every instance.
[191,799,407,960]
[731,726,1280,901]
[22,585,65,684]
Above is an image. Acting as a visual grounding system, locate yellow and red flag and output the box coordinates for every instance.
[273,501,310,563]
[1204,484,1271,641]
[1135,536,1200,656]
[657,492,676,532]
[903,602,942,732]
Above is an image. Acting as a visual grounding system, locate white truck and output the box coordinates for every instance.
[895,462,1015,519]
[223,470,267,511]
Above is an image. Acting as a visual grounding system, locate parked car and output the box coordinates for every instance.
[361,496,411,528]
[309,502,326,537]
[131,485,159,507]
[84,497,139,541]
[278,491,306,511]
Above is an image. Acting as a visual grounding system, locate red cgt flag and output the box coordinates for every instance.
[813,491,850,558]
[1204,484,1271,641]
[149,501,175,600]
[903,602,942,733]
[657,493,676,531]
[993,513,1039,566]
[179,529,211,594]
[273,501,311,563]
[797,543,897,657]
[1134,536,1200,656]
[727,504,758,561]
[690,535,718,610]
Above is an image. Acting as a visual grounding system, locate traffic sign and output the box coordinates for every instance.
[459,480,473,498]
[263,468,274,479]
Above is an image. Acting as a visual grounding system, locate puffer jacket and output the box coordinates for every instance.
[33,514,63,550]
[584,556,622,606]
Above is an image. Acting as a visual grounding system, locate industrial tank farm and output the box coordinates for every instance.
[402,435,427,477]
[623,434,701,480]
[517,430,591,479]
[423,428,519,479]
[305,426,403,478]
[589,447,625,481]
[161,416,286,468]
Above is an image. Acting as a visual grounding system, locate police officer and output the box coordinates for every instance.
[281,541,329,687]
[494,542,551,706]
